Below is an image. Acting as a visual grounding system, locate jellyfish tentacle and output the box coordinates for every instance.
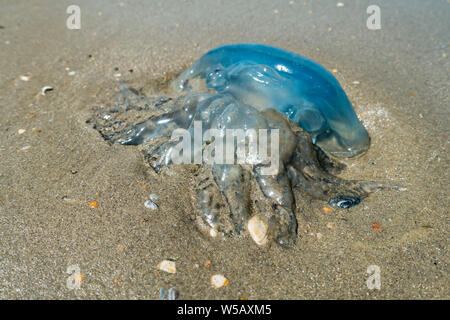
[193,164,237,236]
[211,164,252,235]
[286,129,402,208]
[253,164,297,248]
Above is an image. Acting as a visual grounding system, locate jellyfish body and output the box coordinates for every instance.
[172,43,370,158]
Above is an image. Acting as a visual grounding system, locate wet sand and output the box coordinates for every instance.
[0,0,448,299]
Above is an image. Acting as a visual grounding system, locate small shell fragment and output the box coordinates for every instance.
[89,201,99,208]
[321,206,334,214]
[211,274,229,288]
[204,260,212,268]
[40,86,53,96]
[18,129,26,134]
[157,260,176,274]
[149,194,159,201]
[144,200,158,210]
[209,228,218,238]
[20,74,31,81]
[74,273,84,284]
[372,222,384,232]
[247,215,269,246]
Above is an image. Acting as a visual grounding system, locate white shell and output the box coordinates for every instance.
[211,274,228,288]
[144,200,158,210]
[149,194,159,201]
[40,86,53,96]
[209,228,218,238]
[157,260,176,274]
[247,215,269,246]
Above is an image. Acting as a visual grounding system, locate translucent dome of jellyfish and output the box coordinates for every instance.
[171,43,370,158]
[90,43,404,248]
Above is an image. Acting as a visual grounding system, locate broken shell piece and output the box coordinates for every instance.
[20,74,31,81]
[211,274,229,288]
[157,260,176,274]
[40,86,53,96]
[144,200,158,210]
[209,228,218,238]
[247,215,269,246]
[89,200,99,208]
[321,206,334,214]
[149,194,159,201]
[204,260,212,268]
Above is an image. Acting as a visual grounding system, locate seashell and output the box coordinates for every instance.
[328,196,361,209]
[20,74,31,81]
[211,274,229,288]
[247,215,269,246]
[40,86,54,96]
[144,200,158,210]
[209,228,218,238]
[149,194,159,201]
[157,260,176,274]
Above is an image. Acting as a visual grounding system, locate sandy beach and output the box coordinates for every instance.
[0,0,448,299]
